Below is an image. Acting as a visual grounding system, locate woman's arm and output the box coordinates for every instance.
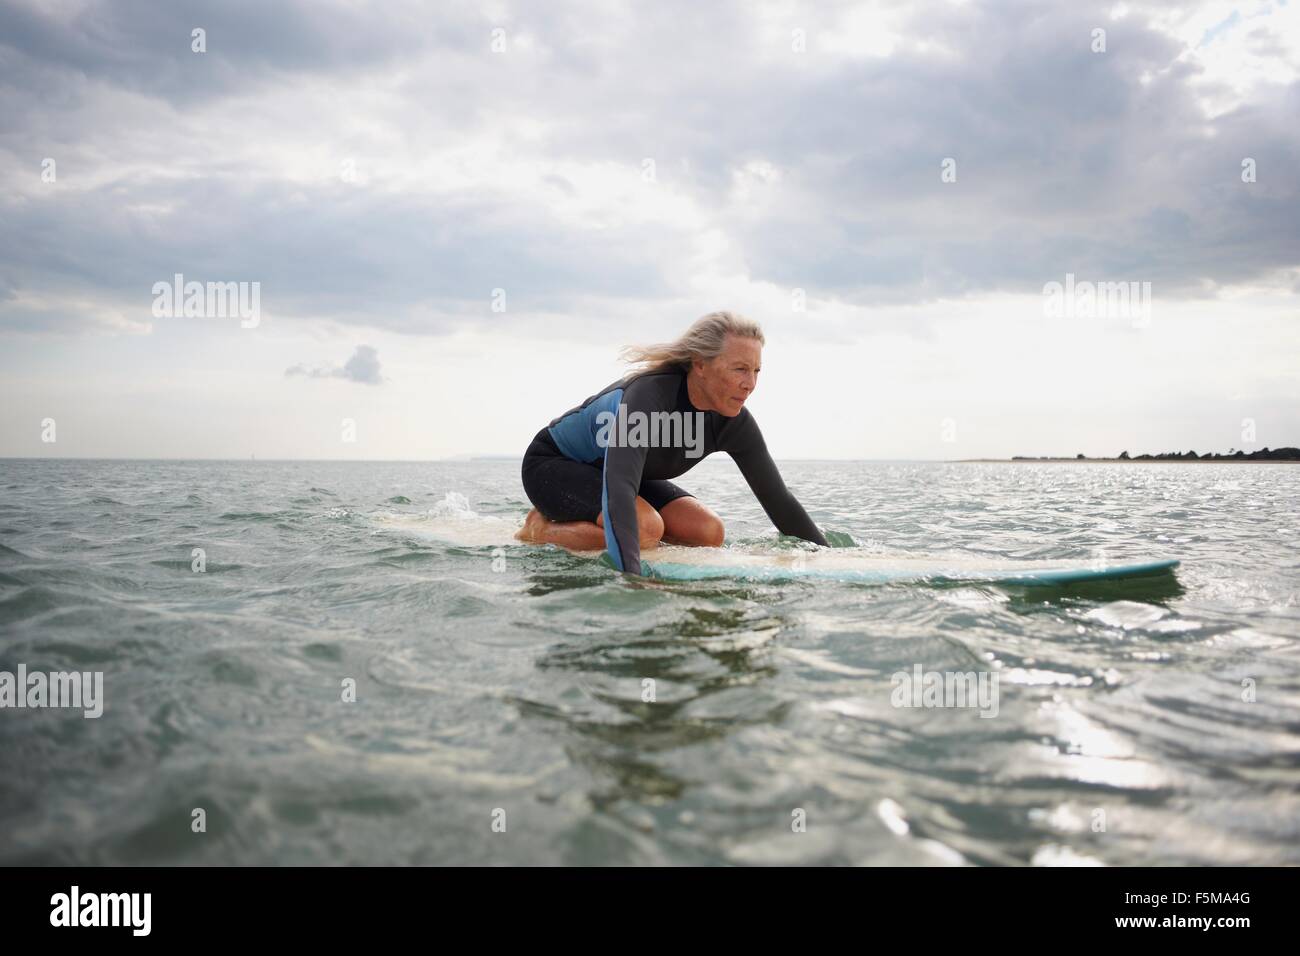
[726,411,829,546]
[598,377,662,574]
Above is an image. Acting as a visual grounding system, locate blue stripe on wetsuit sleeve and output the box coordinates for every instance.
[598,385,644,572]
[600,443,623,571]
[598,386,637,572]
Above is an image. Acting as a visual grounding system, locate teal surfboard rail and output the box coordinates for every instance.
[641,558,1181,586]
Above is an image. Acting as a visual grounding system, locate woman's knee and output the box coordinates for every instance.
[660,498,724,547]
[635,497,664,545]
[696,512,725,548]
[595,497,663,545]
[678,508,723,547]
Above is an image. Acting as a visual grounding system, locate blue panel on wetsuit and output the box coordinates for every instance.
[547,387,623,464]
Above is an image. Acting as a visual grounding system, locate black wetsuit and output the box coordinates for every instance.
[521,367,827,575]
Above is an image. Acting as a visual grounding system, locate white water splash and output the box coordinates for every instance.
[373,492,520,548]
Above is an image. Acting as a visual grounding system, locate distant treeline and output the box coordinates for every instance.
[1012,447,1300,461]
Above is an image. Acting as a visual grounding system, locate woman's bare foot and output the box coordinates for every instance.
[515,502,663,552]
[515,507,606,551]
[515,508,549,542]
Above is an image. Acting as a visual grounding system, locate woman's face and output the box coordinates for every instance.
[693,334,761,417]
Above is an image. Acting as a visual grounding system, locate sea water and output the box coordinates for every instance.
[1,458,1297,865]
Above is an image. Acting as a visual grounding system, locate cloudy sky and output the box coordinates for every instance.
[1,0,1297,461]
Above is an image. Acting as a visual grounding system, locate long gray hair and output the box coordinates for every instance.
[620,311,765,373]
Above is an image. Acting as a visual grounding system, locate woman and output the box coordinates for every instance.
[517,311,827,575]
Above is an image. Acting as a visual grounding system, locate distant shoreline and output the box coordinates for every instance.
[959,446,1300,463]
[956,457,1299,463]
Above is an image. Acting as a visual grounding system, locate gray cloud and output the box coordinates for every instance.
[286,344,382,384]
[0,0,484,105]
[0,0,1296,339]
[0,179,674,333]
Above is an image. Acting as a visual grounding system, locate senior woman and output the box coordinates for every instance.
[517,311,827,575]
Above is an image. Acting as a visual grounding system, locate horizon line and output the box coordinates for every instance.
[0,455,949,463]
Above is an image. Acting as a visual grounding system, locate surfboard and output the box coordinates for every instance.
[372,506,1180,587]
[640,552,1179,585]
